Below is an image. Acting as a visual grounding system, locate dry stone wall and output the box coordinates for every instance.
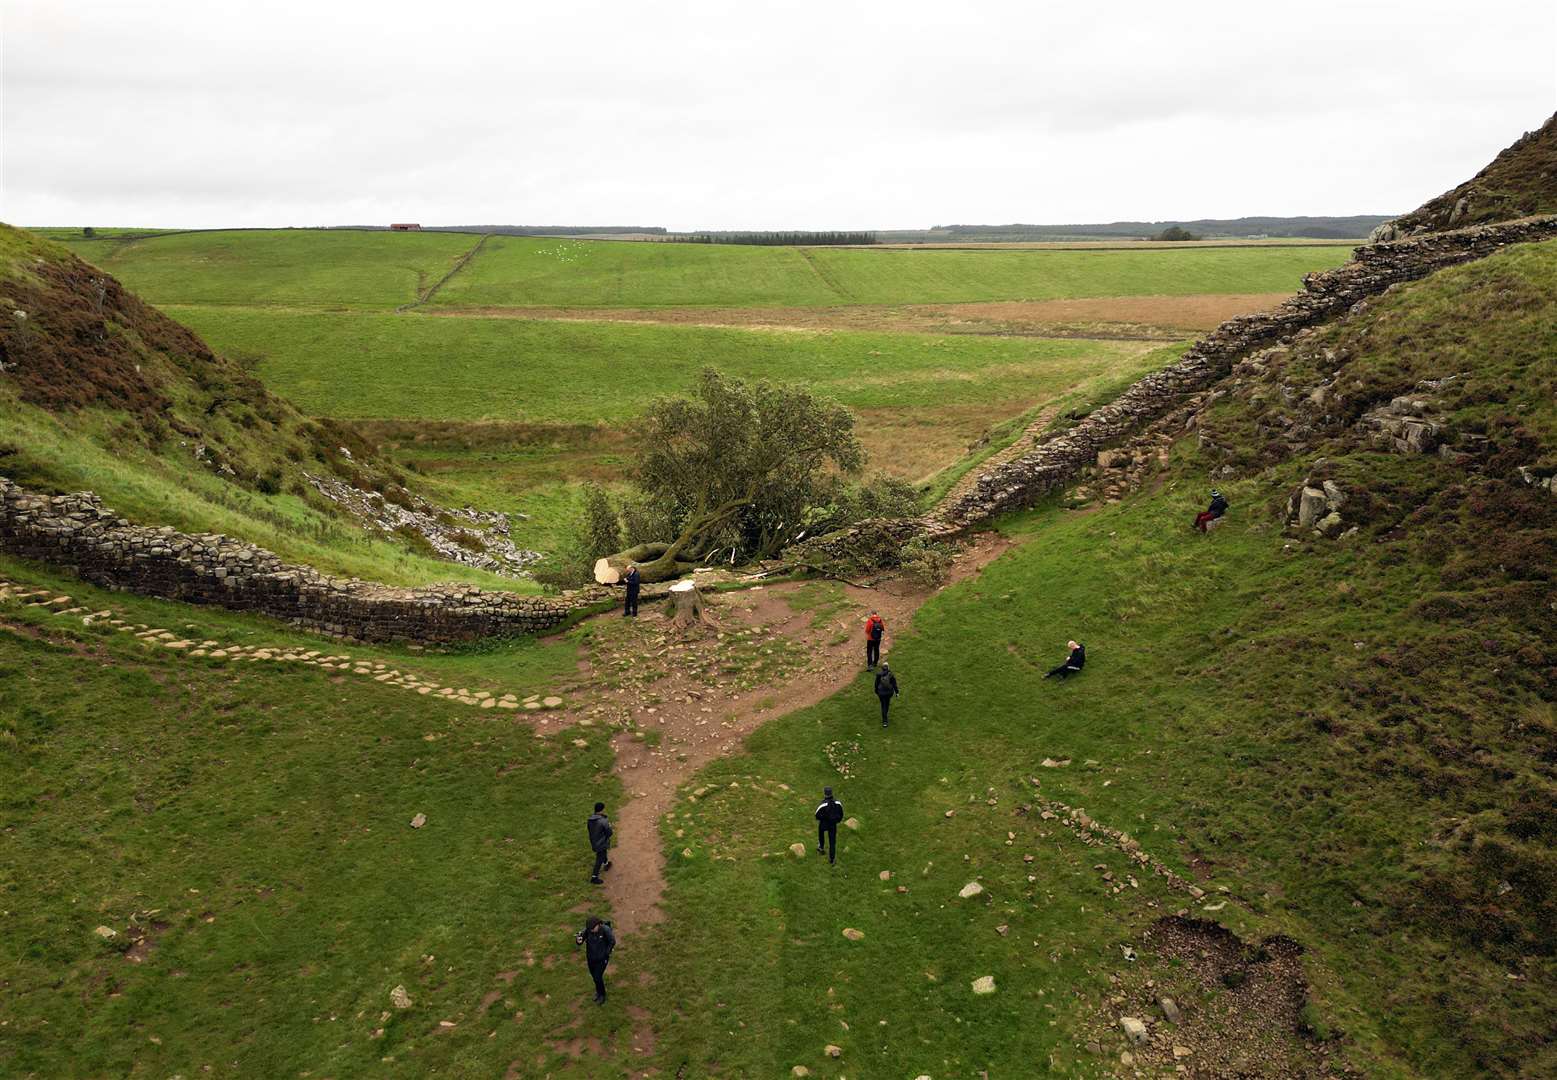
[0,478,615,643]
[4,215,1554,642]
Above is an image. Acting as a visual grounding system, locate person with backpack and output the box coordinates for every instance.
[1043,640,1086,680]
[622,563,641,616]
[575,916,616,1004]
[875,662,899,727]
[814,787,845,864]
[1194,489,1229,533]
[587,802,613,884]
[864,610,886,669]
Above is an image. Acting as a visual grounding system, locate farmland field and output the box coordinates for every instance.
[55,228,1351,311]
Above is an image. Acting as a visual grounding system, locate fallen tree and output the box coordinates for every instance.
[592,368,864,583]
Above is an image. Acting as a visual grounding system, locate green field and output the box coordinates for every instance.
[61,229,480,309]
[375,234,1348,310]
[53,228,1350,312]
[168,305,1161,423]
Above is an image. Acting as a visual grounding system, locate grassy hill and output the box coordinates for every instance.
[3,233,1552,1078]
[0,225,538,590]
[1390,112,1557,234]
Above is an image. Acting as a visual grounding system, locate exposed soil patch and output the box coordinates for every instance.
[1084,916,1337,1078]
[418,293,1289,338]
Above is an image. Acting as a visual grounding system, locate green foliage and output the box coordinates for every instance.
[1153,225,1201,241]
[896,536,955,587]
[580,482,623,558]
[628,368,864,561]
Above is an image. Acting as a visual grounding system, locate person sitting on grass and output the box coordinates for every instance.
[1194,489,1229,533]
[1043,640,1086,680]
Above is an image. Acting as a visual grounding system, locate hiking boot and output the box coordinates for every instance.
[602,861,612,871]
[590,876,604,885]
[595,993,606,1005]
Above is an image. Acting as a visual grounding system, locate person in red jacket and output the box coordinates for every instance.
[864,611,885,669]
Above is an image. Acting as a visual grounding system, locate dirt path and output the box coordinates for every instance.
[550,533,1014,936]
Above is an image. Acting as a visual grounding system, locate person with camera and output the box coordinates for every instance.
[575,916,616,1004]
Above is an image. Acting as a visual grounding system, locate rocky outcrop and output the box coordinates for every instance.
[1285,479,1353,539]
[0,478,614,643]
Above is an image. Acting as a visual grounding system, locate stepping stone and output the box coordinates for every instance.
[543,696,563,708]
[497,700,518,709]
[523,701,543,710]
[480,699,495,709]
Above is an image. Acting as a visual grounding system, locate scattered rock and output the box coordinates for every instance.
[842,928,864,941]
[791,1068,810,1078]
[1120,1016,1149,1045]
[958,881,984,899]
[390,985,413,1009]
[1173,1045,1193,1059]
[93,925,117,940]
[789,843,807,858]
[1158,996,1183,1024]
[879,870,892,881]
[843,817,860,831]
[824,1044,843,1058]
[409,813,427,829]
[971,975,996,994]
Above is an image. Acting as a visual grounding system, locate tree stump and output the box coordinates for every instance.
[668,579,707,627]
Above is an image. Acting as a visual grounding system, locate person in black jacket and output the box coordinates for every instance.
[1195,489,1230,533]
[815,787,844,864]
[622,564,641,616]
[575,916,616,1004]
[587,802,613,884]
[875,663,899,727]
[1043,640,1086,680]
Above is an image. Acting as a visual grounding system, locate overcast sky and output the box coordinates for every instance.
[3,0,1553,230]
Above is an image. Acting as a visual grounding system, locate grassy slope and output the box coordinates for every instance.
[0,562,607,1079]
[55,229,479,309]
[166,306,1151,423]
[0,225,538,591]
[4,242,1552,1078]
[436,236,1348,309]
[634,240,1557,1078]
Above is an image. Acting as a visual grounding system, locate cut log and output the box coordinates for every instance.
[668,579,707,626]
[595,542,699,584]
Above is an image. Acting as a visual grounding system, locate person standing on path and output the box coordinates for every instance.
[815,787,844,864]
[875,662,899,727]
[864,610,885,669]
[575,916,616,1004]
[622,563,641,617]
[587,802,613,884]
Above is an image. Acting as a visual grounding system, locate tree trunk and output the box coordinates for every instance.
[668,579,708,627]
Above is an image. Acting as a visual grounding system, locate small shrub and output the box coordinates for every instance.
[581,483,623,557]
[898,537,954,588]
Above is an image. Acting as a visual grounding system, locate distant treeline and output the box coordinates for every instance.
[672,231,877,246]
[889,216,1393,242]
[328,225,668,237]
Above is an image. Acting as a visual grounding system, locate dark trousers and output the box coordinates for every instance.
[1046,663,1080,680]
[878,694,892,724]
[866,638,881,667]
[624,588,639,616]
[588,960,608,999]
[591,848,609,880]
[818,823,837,863]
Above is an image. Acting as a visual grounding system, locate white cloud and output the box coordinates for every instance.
[3,0,1553,228]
